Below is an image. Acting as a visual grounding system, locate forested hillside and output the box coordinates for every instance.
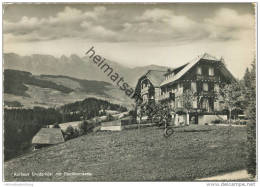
[4,107,62,161]
[4,98,127,161]
[4,69,73,97]
[4,69,133,108]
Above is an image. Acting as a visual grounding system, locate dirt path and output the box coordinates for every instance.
[196,169,253,181]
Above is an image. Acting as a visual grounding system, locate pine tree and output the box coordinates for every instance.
[245,60,256,177]
[243,67,251,88]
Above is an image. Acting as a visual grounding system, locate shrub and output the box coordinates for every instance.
[73,129,80,138]
[64,125,74,140]
[211,119,221,124]
[79,121,89,133]
[64,125,83,140]
[247,121,256,177]
[53,123,60,128]
[129,110,137,118]
[79,120,96,134]
[106,114,114,122]
[78,128,85,136]
[211,119,229,124]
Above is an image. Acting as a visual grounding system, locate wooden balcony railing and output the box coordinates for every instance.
[158,92,175,101]
[158,92,169,100]
[196,75,220,82]
[198,91,215,97]
[141,86,149,95]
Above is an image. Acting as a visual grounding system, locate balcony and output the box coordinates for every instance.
[198,91,215,97]
[196,75,220,82]
[158,92,175,101]
[141,86,149,95]
[158,92,169,100]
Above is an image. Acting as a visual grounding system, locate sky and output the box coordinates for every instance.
[3,3,256,79]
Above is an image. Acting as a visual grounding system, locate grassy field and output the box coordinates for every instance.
[4,125,247,181]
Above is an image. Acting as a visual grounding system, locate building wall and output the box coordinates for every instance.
[158,62,223,112]
[154,87,160,102]
[198,115,227,124]
[135,59,233,119]
[100,126,122,131]
[100,120,122,131]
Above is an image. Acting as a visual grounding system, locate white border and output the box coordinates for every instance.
[0,1,258,187]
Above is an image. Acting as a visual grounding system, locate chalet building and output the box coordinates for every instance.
[32,128,64,150]
[134,53,236,124]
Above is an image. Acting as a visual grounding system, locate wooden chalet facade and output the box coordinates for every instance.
[134,53,236,124]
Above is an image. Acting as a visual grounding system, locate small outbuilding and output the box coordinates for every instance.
[32,128,65,150]
[58,121,82,132]
[100,120,122,131]
[100,117,134,131]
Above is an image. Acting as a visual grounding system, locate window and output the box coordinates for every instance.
[209,83,214,91]
[209,67,214,76]
[192,99,197,108]
[197,67,202,75]
[191,82,197,92]
[177,100,182,108]
[202,98,209,111]
[143,95,147,101]
[214,84,219,92]
[178,83,183,93]
[203,83,208,91]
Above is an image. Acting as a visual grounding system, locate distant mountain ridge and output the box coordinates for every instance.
[4,69,133,108]
[4,53,169,86]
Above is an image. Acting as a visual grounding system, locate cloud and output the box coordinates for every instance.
[3,6,255,43]
[204,8,255,41]
[124,8,205,42]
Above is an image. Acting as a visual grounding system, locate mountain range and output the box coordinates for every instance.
[4,53,169,108]
[4,53,168,86]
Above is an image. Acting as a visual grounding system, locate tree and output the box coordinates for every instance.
[216,83,242,124]
[243,67,251,88]
[181,90,196,125]
[137,101,174,127]
[137,102,147,124]
[220,56,227,67]
[244,60,256,177]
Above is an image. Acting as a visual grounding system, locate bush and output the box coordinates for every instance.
[121,117,136,126]
[73,129,80,138]
[79,121,89,133]
[129,110,137,118]
[106,114,114,122]
[211,119,230,124]
[247,121,256,177]
[53,123,60,128]
[79,120,96,134]
[64,120,99,141]
[64,125,82,140]
[211,119,221,124]
[64,125,74,140]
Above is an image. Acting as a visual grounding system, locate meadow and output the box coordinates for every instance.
[4,125,247,181]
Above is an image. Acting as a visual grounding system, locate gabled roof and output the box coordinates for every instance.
[164,63,189,76]
[143,70,167,87]
[59,121,82,132]
[32,128,64,145]
[160,53,236,86]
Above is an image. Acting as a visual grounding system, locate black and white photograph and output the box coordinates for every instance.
[2,2,257,183]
